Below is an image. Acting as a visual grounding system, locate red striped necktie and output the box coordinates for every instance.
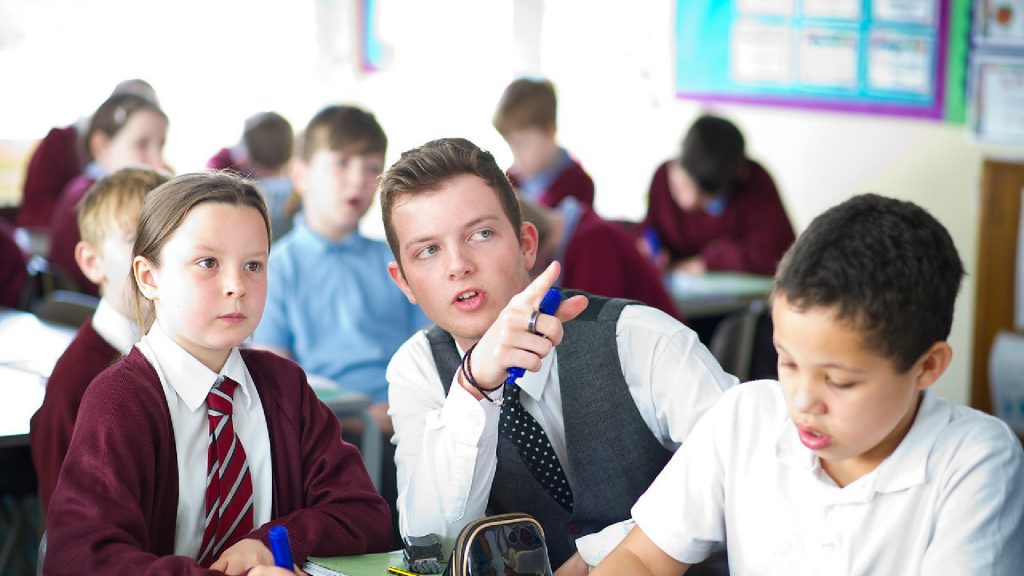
[197,376,255,567]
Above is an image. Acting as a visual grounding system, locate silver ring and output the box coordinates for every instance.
[527,309,541,335]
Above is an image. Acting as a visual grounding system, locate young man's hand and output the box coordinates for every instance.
[460,261,588,395]
[554,551,590,576]
[210,538,275,575]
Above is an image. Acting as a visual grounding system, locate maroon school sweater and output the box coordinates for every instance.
[643,160,795,276]
[30,317,121,514]
[562,208,680,319]
[17,125,82,228]
[47,175,98,296]
[509,156,595,208]
[45,347,391,575]
[0,219,27,308]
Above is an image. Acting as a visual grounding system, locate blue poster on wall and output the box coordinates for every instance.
[676,0,949,118]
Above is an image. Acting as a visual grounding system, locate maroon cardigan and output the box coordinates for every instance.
[47,175,99,296]
[30,317,121,514]
[562,208,680,319]
[0,219,27,308]
[45,347,391,575]
[643,160,795,276]
[17,125,82,228]
[509,156,595,208]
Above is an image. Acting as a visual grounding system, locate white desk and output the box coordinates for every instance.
[669,271,774,319]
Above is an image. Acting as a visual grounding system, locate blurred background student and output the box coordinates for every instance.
[641,114,795,277]
[207,111,297,241]
[46,92,169,296]
[494,77,595,208]
[16,79,158,230]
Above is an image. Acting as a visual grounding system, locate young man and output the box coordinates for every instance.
[31,167,169,514]
[493,78,594,208]
[381,138,736,574]
[252,105,428,436]
[594,194,1024,575]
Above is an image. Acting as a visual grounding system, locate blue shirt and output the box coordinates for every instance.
[253,216,430,402]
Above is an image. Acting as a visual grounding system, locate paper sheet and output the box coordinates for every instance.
[989,331,1024,435]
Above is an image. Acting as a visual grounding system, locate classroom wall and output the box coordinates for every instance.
[4,0,1023,403]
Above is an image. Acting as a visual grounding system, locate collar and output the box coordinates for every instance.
[553,197,583,264]
[83,161,107,181]
[90,297,139,355]
[775,391,950,497]
[703,194,729,217]
[292,214,365,253]
[516,148,572,202]
[142,322,253,413]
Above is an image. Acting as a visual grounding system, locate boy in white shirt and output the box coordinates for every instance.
[594,193,1024,575]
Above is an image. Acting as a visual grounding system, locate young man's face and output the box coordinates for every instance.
[387,174,537,349]
[295,147,385,241]
[771,296,940,487]
[504,126,559,178]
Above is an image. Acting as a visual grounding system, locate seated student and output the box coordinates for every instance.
[208,111,296,240]
[594,194,1024,575]
[641,114,795,277]
[47,92,169,296]
[30,167,169,515]
[0,219,27,308]
[45,172,391,575]
[381,138,737,574]
[16,78,158,229]
[493,78,595,208]
[520,196,680,319]
[252,104,428,437]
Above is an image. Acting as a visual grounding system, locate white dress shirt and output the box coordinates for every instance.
[632,380,1024,575]
[387,305,737,566]
[136,322,273,558]
[90,297,139,355]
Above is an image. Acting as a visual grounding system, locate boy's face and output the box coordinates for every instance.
[771,296,942,486]
[387,174,537,349]
[295,147,385,241]
[504,126,558,178]
[77,203,141,317]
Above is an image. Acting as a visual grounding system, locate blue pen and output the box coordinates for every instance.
[642,227,661,263]
[505,287,563,386]
[269,525,294,570]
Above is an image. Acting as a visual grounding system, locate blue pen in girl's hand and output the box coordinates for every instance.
[269,525,294,569]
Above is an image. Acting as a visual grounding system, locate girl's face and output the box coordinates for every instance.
[137,202,268,372]
[94,108,168,173]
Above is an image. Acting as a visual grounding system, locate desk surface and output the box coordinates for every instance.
[668,271,774,319]
[0,309,76,448]
[305,551,443,576]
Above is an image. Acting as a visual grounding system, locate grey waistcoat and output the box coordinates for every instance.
[425,291,673,568]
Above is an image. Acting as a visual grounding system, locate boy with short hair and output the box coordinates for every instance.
[594,194,1024,575]
[30,167,169,514]
[253,104,428,436]
[493,77,594,208]
[381,138,735,574]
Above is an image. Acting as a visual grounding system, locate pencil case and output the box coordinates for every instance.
[444,512,552,576]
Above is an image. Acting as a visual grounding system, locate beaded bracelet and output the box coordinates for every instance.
[460,343,503,403]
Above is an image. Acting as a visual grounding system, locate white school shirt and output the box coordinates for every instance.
[90,297,139,355]
[136,322,273,558]
[632,380,1024,576]
[386,305,737,566]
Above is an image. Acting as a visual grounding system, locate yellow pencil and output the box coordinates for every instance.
[386,566,419,576]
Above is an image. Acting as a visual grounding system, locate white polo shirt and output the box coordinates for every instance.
[632,380,1024,576]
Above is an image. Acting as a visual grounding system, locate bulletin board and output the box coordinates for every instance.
[675,0,969,120]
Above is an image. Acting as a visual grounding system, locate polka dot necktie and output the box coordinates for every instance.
[500,384,574,512]
[197,376,255,567]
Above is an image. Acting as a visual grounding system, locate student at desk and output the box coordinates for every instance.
[46,172,390,575]
[380,138,736,575]
[30,167,169,515]
[641,114,794,277]
[594,195,1024,575]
